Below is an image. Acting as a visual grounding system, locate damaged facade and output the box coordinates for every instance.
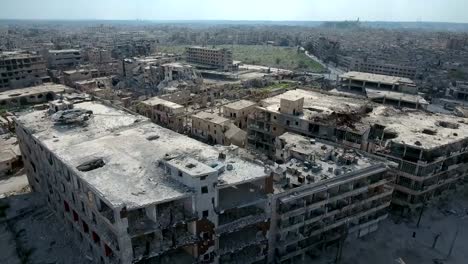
[121,55,202,94]
[248,89,468,211]
[15,100,271,264]
[338,71,427,110]
[270,133,394,263]
[0,51,49,91]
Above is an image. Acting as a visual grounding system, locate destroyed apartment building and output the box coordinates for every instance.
[248,89,468,211]
[121,55,202,94]
[15,100,272,264]
[337,71,428,110]
[14,95,397,264]
[269,132,394,263]
[0,50,50,91]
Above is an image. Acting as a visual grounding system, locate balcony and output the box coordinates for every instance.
[217,205,267,233]
[218,225,267,255]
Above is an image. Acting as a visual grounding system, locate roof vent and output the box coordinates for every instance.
[146,134,160,141]
[186,163,196,169]
[226,164,234,171]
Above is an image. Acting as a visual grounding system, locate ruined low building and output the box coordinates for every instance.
[0,84,67,108]
[269,132,394,263]
[15,100,272,264]
[136,96,185,132]
[192,111,231,145]
[0,135,22,177]
[223,100,257,130]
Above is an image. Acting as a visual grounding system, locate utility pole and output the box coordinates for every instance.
[416,202,427,228]
[335,221,349,264]
[446,226,459,259]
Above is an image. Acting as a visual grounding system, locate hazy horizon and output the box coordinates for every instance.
[1,0,467,23]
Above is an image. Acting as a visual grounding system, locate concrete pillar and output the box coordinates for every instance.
[145,205,157,222]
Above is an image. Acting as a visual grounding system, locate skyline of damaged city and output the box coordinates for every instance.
[0,2,467,264]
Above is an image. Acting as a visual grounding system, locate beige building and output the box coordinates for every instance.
[191,111,230,145]
[222,100,257,130]
[136,97,185,132]
[186,46,235,71]
[0,51,49,91]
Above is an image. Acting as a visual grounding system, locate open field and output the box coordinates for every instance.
[155,45,326,72]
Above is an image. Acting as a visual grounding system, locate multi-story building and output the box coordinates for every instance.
[47,49,82,69]
[248,89,468,211]
[339,57,417,79]
[85,48,113,64]
[186,47,235,72]
[309,37,340,63]
[15,100,272,264]
[136,96,185,132]
[223,100,257,130]
[269,132,394,263]
[0,84,67,108]
[338,71,427,110]
[0,51,49,91]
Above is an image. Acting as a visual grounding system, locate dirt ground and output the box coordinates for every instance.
[0,191,85,264]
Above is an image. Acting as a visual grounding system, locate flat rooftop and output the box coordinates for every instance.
[260,89,372,132]
[224,100,257,110]
[362,106,468,150]
[0,51,42,59]
[260,89,468,150]
[193,111,230,125]
[187,46,228,52]
[340,71,414,85]
[366,89,429,105]
[274,132,385,194]
[49,49,81,54]
[141,96,184,110]
[0,84,67,101]
[16,101,266,209]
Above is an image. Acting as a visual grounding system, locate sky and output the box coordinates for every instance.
[0,0,467,23]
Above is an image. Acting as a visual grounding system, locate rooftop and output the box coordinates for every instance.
[362,106,468,150]
[49,49,81,54]
[224,100,257,110]
[260,89,372,132]
[366,89,429,105]
[193,111,230,125]
[141,97,184,110]
[0,51,42,59]
[16,101,266,209]
[340,71,414,85]
[274,132,386,193]
[0,84,67,101]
